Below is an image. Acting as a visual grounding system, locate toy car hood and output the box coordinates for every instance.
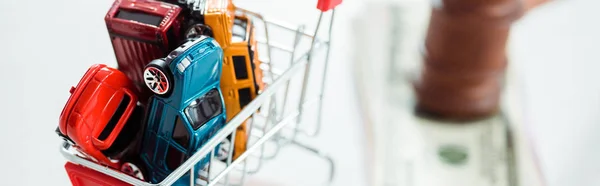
[170,38,223,105]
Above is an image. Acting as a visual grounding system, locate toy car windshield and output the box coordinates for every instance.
[185,88,223,130]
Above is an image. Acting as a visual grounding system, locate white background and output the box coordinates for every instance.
[0,0,598,185]
[510,0,600,185]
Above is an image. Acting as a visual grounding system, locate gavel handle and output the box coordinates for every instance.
[414,0,550,121]
[525,0,550,11]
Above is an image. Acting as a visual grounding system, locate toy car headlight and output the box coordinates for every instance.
[176,57,191,73]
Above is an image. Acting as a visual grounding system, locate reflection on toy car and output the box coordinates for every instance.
[138,36,227,184]
[57,64,144,177]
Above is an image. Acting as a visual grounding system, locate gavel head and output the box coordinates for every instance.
[414,0,548,121]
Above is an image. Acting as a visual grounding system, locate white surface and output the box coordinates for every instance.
[1,0,599,186]
[351,2,430,185]
[510,0,600,185]
[0,0,367,185]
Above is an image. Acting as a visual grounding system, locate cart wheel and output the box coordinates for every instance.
[185,23,213,39]
[144,59,173,97]
[216,138,231,161]
[121,162,145,181]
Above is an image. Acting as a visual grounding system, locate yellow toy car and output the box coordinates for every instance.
[180,0,265,160]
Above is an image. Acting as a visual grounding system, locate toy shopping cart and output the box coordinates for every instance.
[59,0,341,185]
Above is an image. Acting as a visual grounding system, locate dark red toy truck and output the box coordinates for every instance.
[105,0,184,103]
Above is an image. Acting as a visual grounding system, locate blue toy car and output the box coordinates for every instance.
[137,36,227,184]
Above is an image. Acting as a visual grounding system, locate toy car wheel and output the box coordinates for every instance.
[185,23,213,39]
[121,162,145,181]
[216,138,231,161]
[144,59,173,97]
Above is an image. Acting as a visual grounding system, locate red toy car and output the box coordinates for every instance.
[57,64,143,176]
[64,162,130,186]
[105,0,185,103]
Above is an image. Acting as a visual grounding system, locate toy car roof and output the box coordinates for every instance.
[109,0,179,15]
[58,64,107,136]
[105,0,182,30]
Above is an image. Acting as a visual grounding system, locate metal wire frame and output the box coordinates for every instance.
[59,6,337,186]
[236,7,336,176]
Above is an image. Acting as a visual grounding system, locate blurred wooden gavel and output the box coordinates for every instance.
[414,0,549,120]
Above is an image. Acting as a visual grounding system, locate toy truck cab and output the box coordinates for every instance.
[138,36,226,184]
[105,0,185,103]
[57,64,143,171]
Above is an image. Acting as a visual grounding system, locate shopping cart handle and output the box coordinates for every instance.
[317,0,342,12]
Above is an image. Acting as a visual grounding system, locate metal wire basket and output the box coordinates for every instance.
[59,2,338,186]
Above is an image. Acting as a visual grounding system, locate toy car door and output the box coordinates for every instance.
[163,115,191,173]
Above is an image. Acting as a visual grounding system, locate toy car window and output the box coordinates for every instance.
[238,87,252,109]
[98,95,131,141]
[234,18,247,28]
[101,105,143,157]
[115,9,163,27]
[232,24,246,41]
[172,116,190,149]
[166,27,179,51]
[165,146,186,170]
[185,89,223,130]
[233,56,249,80]
[232,18,247,42]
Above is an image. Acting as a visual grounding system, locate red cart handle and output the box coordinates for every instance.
[317,0,342,11]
